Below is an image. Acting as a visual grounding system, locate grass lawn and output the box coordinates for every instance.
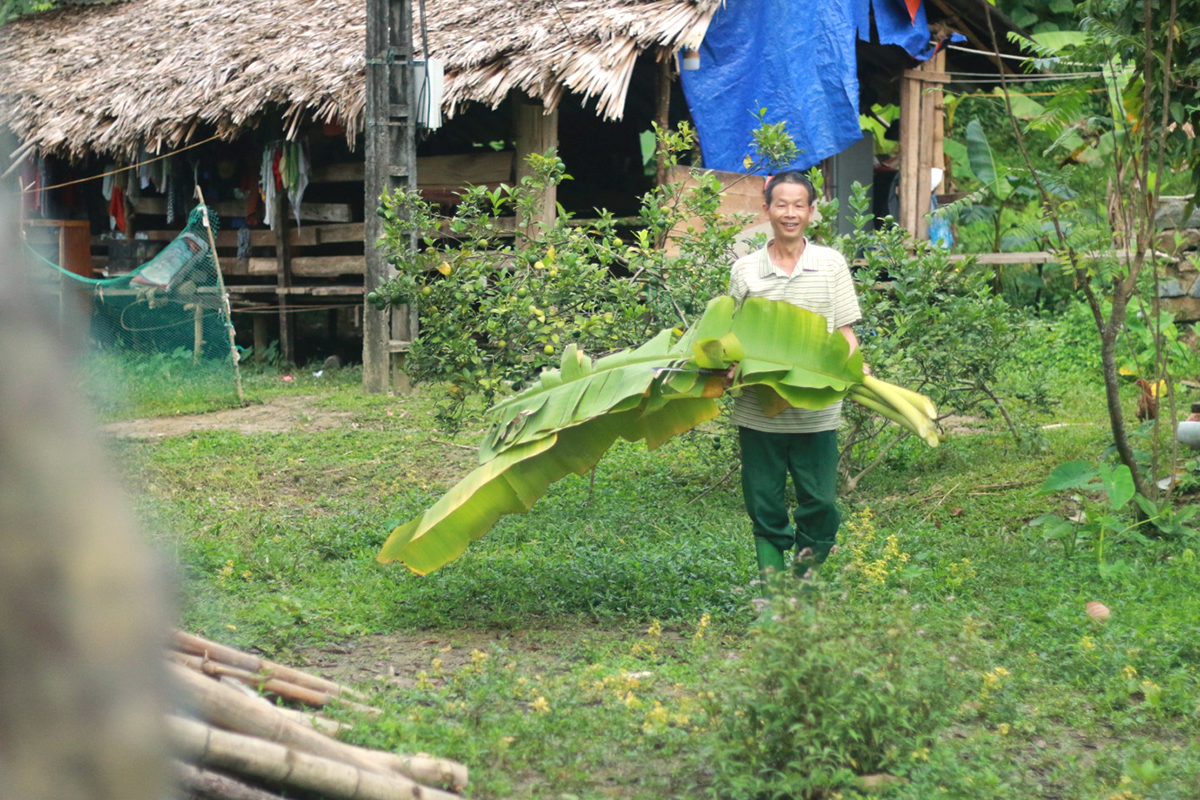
[103,324,1200,799]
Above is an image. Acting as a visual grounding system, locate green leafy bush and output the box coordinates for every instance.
[374,125,758,428]
[704,590,968,798]
[832,185,1026,488]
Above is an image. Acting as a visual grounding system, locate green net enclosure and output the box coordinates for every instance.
[23,206,245,418]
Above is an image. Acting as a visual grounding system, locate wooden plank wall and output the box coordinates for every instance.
[898,50,949,240]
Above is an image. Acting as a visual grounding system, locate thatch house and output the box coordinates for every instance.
[1,0,719,363]
[1,0,1023,366]
[0,0,716,160]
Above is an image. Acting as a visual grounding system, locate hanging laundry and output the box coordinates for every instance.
[166,170,175,224]
[102,167,115,204]
[138,146,152,191]
[110,185,126,232]
[237,225,251,261]
[260,146,277,228]
[287,141,310,227]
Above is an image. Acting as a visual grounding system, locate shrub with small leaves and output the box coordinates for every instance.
[373,123,790,430]
[704,591,970,798]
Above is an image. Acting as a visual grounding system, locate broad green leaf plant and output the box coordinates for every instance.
[378,297,937,575]
[1031,458,1198,572]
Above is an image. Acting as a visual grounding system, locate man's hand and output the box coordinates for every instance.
[724,363,738,389]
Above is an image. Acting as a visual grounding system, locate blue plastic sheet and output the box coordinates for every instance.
[867,0,934,59]
[679,0,935,174]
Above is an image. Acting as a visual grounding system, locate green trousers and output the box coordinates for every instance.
[739,426,841,578]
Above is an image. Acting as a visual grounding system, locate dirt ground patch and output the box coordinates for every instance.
[103,395,352,439]
[293,630,552,689]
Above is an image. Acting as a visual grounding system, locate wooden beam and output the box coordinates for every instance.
[418,152,514,187]
[131,197,352,223]
[310,161,366,183]
[312,153,515,189]
[902,69,952,83]
[916,62,937,241]
[109,223,366,248]
[248,256,365,277]
[932,50,947,174]
[226,285,366,296]
[363,0,416,392]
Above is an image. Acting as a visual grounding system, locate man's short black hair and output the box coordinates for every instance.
[764,170,816,206]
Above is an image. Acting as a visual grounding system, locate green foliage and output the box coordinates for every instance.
[706,591,969,797]
[0,0,53,24]
[996,0,1080,33]
[379,296,888,575]
[833,185,1026,486]
[104,368,1200,798]
[375,125,765,428]
[1032,458,1199,566]
[374,122,800,429]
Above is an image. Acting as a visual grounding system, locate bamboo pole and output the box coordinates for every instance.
[174,760,289,800]
[168,715,461,800]
[193,189,244,405]
[172,630,367,701]
[219,677,350,736]
[170,663,467,791]
[170,652,378,715]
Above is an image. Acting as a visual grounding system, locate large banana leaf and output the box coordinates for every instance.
[479,329,681,462]
[378,296,868,575]
[728,296,862,410]
[379,399,721,574]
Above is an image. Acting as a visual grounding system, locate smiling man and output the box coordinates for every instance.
[728,170,865,587]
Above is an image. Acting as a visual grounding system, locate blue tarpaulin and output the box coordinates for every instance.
[679,0,933,174]
[868,0,938,60]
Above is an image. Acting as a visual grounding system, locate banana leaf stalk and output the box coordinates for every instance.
[378,296,939,575]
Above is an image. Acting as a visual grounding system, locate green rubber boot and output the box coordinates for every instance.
[754,537,787,583]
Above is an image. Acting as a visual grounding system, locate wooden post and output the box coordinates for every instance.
[274,195,294,365]
[654,49,672,187]
[931,49,946,174]
[363,0,417,392]
[192,304,204,364]
[389,301,417,391]
[253,315,268,363]
[513,94,560,230]
[898,71,920,237]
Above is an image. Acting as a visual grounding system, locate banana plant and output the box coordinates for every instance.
[378,296,938,575]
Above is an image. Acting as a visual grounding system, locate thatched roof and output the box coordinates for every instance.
[0,0,718,161]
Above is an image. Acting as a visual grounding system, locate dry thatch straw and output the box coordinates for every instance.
[0,0,718,162]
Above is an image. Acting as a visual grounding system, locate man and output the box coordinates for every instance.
[728,170,864,582]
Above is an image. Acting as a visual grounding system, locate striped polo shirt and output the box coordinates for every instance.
[728,239,862,433]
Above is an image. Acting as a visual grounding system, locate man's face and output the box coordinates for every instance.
[764,181,814,245]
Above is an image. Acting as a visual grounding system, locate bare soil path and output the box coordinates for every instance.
[104,395,353,439]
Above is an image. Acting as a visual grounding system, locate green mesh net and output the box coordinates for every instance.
[23,205,245,418]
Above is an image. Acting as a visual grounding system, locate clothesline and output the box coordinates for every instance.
[9,134,224,197]
[950,87,1111,99]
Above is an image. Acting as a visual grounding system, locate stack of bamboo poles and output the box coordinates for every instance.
[169,631,468,800]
